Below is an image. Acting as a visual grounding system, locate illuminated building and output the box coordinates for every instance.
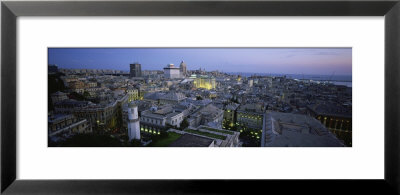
[222,103,239,130]
[307,103,352,146]
[237,75,242,84]
[126,87,139,102]
[191,74,216,90]
[236,103,265,131]
[140,104,184,134]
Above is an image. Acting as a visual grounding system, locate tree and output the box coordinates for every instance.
[83,91,90,98]
[180,119,189,130]
[69,92,85,101]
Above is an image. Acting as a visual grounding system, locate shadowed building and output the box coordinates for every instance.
[307,103,352,146]
[48,114,92,138]
[159,92,187,105]
[262,111,344,147]
[130,63,142,78]
[188,103,224,128]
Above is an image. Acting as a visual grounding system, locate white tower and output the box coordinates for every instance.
[128,102,140,141]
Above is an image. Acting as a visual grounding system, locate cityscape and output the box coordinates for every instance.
[48,48,352,147]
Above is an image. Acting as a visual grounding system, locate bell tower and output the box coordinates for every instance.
[128,102,140,141]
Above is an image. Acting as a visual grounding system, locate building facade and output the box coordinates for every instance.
[140,105,185,134]
[222,103,239,130]
[130,63,142,78]
[191,75,216,90]
[126,88,139,102]
[236,103,265,132]
[164,64,181,79]
[48,114,92,137]
[51,91,68,104]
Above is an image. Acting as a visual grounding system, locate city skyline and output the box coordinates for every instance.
[49,47,352,147]
[48,48,352,75]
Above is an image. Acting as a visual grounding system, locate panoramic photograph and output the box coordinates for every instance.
[48,48,352,147]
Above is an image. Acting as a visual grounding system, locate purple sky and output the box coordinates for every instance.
[48,48,352,75]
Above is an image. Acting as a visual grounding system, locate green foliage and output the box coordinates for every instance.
[120,134,129,142]
[48,73,67,94]
[48,73,67,111]
[230,98,239,104]
[69,92,85,101]
[159,130,169,138]
[184,129,226,140]
[83,91,91,98]
[239,129,261,147]
[202,127,234,135]
[179,119,189,130]
[148,132,182,147]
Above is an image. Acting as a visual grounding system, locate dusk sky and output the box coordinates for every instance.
[48,48,352,75]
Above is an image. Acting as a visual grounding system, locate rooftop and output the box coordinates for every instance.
[168,134,214,147]
[263,111,344,147]
[160,92,186,101]
[238,103,264,113]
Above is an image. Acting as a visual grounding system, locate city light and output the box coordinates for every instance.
[48,48,352,147]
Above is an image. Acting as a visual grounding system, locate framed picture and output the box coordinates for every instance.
[2,0,399,194]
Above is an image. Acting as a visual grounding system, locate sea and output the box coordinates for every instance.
[228,72,352,88]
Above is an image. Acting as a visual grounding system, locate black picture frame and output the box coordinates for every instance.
[1,0,399,194]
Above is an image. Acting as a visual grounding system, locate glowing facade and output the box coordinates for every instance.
[191,75,216,90]
[127,88,139,102]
